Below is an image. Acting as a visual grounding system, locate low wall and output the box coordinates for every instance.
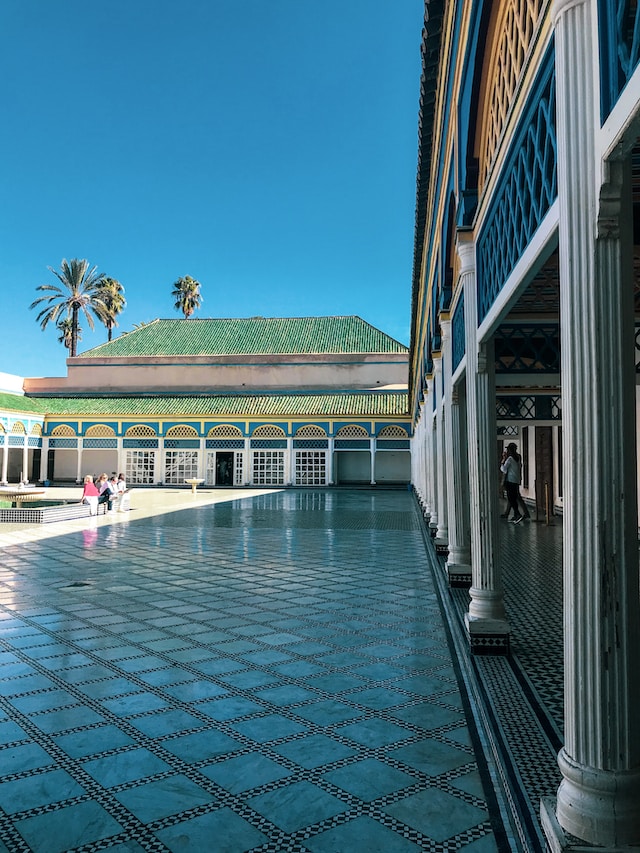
[0,503,93,524]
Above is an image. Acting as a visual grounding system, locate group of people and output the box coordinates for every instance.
[80,473,129,516]
[500,442,530,524]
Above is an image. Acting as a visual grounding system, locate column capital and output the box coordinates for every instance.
[553,0,588,23]
[456,233,475,273]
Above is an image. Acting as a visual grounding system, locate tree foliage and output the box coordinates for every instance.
[30,258,108,357]
[56,317,81,351]
[172,275,202,319]
[97,277,126,341]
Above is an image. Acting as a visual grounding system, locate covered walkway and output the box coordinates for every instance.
[0,488,512,852]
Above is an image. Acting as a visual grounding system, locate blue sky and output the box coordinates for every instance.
[0,1,424,378]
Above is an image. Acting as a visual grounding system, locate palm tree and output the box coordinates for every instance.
[97,277,126,341]
[56,317,81,352]
[30,258,107,357]
[172,275,202,319]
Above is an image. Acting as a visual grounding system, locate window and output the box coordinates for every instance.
[252,451,284,485]
[164,450,199,484]
[294,451,327,485]
[126,450,156,484]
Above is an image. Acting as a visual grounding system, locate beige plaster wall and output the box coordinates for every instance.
[24,353,409,393]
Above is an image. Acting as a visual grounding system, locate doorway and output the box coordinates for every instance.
[535,426,554,518]
[216,452,234,486]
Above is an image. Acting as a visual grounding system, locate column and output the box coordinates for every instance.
[424,376,438,534]
[285,438,293,486]
[76,443,83,483]
[369,438,376,485]
[459,235,509,652]
[443,317,471,585]
[22,437,29,483]
[39,436,48,483]
[541,0,640,846]
[327,438,334,485]
[433,353,448,551]
[1,432,8,485]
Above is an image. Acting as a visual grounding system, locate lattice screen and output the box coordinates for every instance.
[207,425,243,437]
[295,425,327,437]
[335,425,369,438]
[378,425,408,438]
[125,424,157,437]
[479,0,545,189]
[30,424,43,436]
[51,424,75,437]
[165,425,199,438]
[252,425,286,438]
[85,424,116,437]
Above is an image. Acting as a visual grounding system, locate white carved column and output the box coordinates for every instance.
[443,315,471,584]
[284,438,293,486]
[1,432,8,485]
[22,437,29,483]
[39,436,48,483]
[433,352,448,550]
[76,442,83,484]
[459,236,509,652]
[425,376,438,534]
[541,0,640,846]
[369,438,376,485]
[327,438,334,485]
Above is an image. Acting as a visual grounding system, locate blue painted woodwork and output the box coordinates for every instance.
[452,293,465,372]
[599,0,640,120]
[123,439,158,448]
[477,47,557,325]
[83,439,118,449]
[495,323,560,372]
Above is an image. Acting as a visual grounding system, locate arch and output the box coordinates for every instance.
[125,424,157,437]
[165,424,199,438]
[30,424,43,436]
[295,425,327,437]
[0,424,5,434]
[336,424,369,438]
[207,424,243,438]
[252,424,286,438]
[51,424,76,437]
[378,425,409,438]
[85,424,116,437]
[10,421,26,434]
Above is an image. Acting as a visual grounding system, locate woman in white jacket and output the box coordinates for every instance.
[500,443,523,523]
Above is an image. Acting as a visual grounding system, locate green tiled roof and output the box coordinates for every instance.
[0,392,46,414]
[36,391,408,418]
[79,317,408,358]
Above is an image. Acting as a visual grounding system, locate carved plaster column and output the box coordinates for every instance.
[442,318,471,584]
[459,235,509,652]
[541,0,640,846]
[433,353,448,550]
[425,376,438,534]
[75,442,83,484]
[39,436,48,483]
[1,432,8,484]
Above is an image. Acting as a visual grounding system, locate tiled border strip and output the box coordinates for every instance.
[412,492,551,853]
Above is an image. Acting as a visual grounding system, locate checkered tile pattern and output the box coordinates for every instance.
[0,490,503,852]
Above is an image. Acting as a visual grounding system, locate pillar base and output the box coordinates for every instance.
[446,562,471,587]
[550,750,640,848]
[465,613,510,655]
[541,797,640,853]
[434,536,449,556]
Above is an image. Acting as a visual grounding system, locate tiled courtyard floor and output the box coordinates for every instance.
[0,489,505,853]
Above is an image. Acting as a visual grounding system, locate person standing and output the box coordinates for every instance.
[500,443,523,524]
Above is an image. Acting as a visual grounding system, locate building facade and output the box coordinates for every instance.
[409,0,640,847]
[1,316,411,488]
